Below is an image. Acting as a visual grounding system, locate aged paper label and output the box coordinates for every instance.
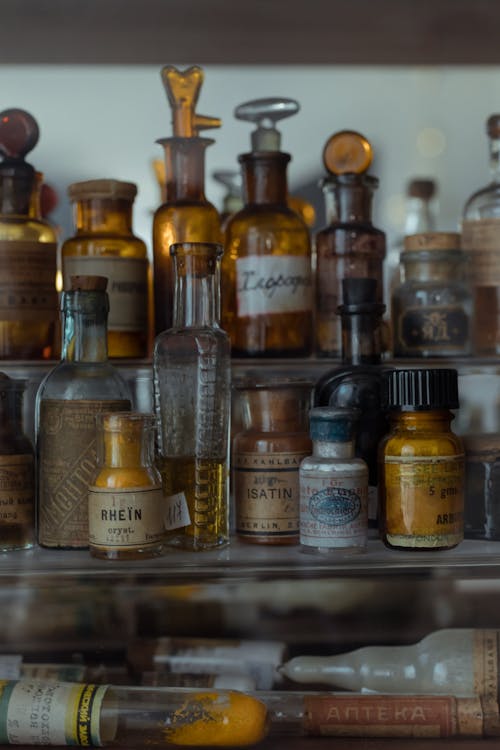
[0,242,57,322]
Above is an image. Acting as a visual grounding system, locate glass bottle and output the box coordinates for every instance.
[299,406,368,553]
[314,278,390,529]
[315,173,386,358]
[279,628,497,697]
[462,113,500,355]
[153,65,221,336]
[463,433,500,540]
[391,232,472,358]
[380,368,465,551]
[62,179,150,359]
[232,378,312,545]
[88,412,165,560]
[0,108,58,359]
[212,169,243,230]
[221,98,313,357]
[0,374,35,551]
[153,242,231,551]
[36,275,132,549]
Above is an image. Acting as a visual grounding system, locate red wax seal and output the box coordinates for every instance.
[0,109,39,159]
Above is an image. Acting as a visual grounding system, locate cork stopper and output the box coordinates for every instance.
[70,275,108,292]
[404,232,460,252]
[407,178,436,200]
[487,114,500,138]
[67,179,137,202]
[322,130,373,175]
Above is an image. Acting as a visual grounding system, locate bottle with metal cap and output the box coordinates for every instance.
[299,406,368,553]
[221,98,313,357]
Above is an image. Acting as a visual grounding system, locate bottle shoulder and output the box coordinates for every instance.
[463,181,500,219]
[381,427,464,457]
[62,235,148,256]
[0,217,58,242]
[37,361,131,401]
[154,326,231,354]
[226,205,310,236]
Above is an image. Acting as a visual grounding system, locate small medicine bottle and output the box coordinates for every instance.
[232,378,313,545]
[380,368,465,551]
[299,407,368,553]
[88,412,165,560]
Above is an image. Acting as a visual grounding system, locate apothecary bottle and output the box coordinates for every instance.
[233,378,312,545]
[153,65,221,336]
[153,242,230,551]
[380,368,465,551]
[462,114,500,355]
[89,412,165,560]
[299,407,368,553]
[221,98,313,357]
[0,108,58,359]
[0,374,35,551]
[36,275,131,549]
[463,434,500,540]
[62,179,150,359]
[392,232,472,358]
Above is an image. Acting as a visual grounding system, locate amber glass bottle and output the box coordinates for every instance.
[153,65,221,336]
[222,98,312,357]
[62,179,149,358]
[0,109,58,359]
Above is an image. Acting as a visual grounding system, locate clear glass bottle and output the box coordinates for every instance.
[36,275,132,549]
[0,108,58,359]
[0,374,35,551]
[380,368,465,551]
[462,113,500,355]
[89,412,165,560]
[314,278,390,529]
[221,98,313,357]
[463,433,500,540]
[392,232,472,357]
[153,65,221,336]
[62,179,150,359]
[299,406,368,553]
[233,378,312,545]
[212,169,244,230]
[153,242,231,551]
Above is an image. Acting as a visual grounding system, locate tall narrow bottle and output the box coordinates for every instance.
[221,98,313,357]
[153,242,231,551]
[36,275,131,549]
[462,114,500,355]
[0,109,58,359]
[152,65,221,336]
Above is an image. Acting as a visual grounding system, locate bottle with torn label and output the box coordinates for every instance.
[221,98,313,357]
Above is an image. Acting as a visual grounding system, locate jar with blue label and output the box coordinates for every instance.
[299,407,368,553]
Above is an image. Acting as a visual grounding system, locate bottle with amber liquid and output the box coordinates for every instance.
[315,130,386,358]
[153,65,221,336]
[62,179,149,359]
[0,109,58,359]
[221,98,313,357]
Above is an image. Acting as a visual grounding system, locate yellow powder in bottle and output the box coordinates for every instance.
[163,691,268,746]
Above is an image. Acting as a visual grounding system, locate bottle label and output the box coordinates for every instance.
[63,256,148,332]
[88,486,165,550]
[300,472,368,549]
[164,492,191,530]
[233,451,307,539]
[473,630,499,699]
[0,681,109,745]
[0,454,34,525]
[302,694,483,738]
[396,306,469,352]
[461,219,500,284]
[38,399,131,548]
[384,454,464,547]
[236,255,312,317]
[0,242,58,322]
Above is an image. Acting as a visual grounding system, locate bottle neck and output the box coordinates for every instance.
[173,247,221,328]
[336,181,374,223]
[240,387,311,433]
[240,152,290,206]
[313,440,354,459]
[61,291,109,363]
[404,197,435,235]
[160,138,210,202]
[103,429,152,468]
[0,173,33,215]
[340,310,383,365]
[489,135,500,184]
[390,410,454,432]
[402,251,464,282]
[74,198,133,234]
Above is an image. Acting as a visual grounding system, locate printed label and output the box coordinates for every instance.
[384,454,464,546]
[88,486,165,550]
[397,307,469,352]
[236,255,312,317]
[164,492,191,530]
[473,630,499,700]
[0,681,108,745]
[300,472,368,549]
[63,256,148,332]
[234,451,307,539]
[37,400,131,548]
[0,454,34,525]
[0,242,58,322]
[461,219,500,284]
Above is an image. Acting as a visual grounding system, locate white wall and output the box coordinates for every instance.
[0,64,499,251]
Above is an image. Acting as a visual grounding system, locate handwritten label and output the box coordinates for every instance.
[165,492,191,530]
[236,255,312,317]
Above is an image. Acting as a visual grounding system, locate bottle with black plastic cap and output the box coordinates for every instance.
[380,368,465,551]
